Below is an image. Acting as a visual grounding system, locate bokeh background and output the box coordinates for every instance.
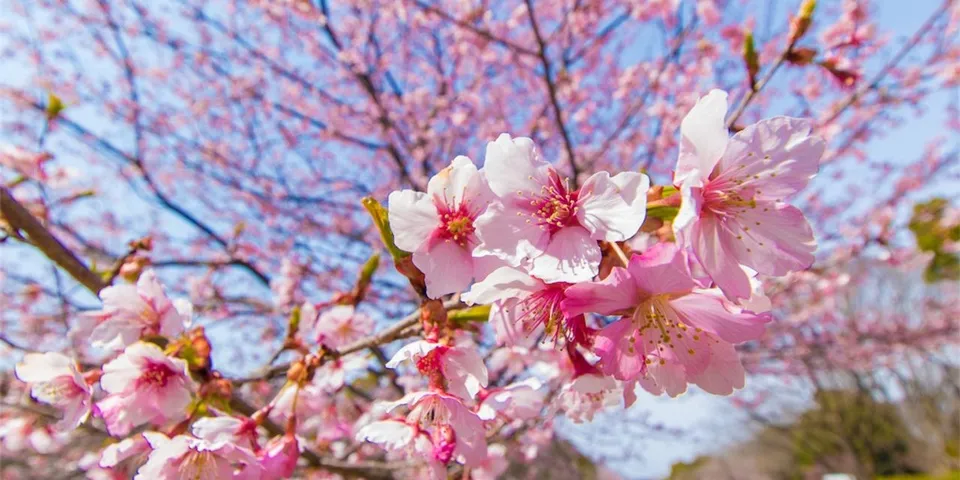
[1,0,957,478]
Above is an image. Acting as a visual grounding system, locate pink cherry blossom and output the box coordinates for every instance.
[562,243,771,395]
[472,444,509,480]
[259,434,299,480]
[387,340,488,400]
[313,305,374,348]
[96,342,196,436]
[382,391,487,466]
[135,432,261,480]
[84,270,187,351]
[462,266,593,348]
[477,378,546,421]
[554,374,621,423]
[14,352,92,429]
[474,134,650,282]
[673,89,826,300]
[99,435,150,469]
[388,156,495,298]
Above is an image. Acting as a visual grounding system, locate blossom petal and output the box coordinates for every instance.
[669,293,771,343]
[15,352,73,383]
[576,171,649,242]
[473,202,548,265]
[593,319,646,381]
[385,340,440,369]
[413,240,474,299]
[716,116,825,199]
[562,266,638,317]
[482,134,547,198]
[690,214,753,300]
[355,420,416,451]
[722,202,817,276]
[689,341,745,395]
[675,89,729,186]
[387,190,437,253]
[627,242,699,295]
[461,266,541,305]
[528,226,601,283]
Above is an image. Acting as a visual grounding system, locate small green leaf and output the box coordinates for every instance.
[361,196,408,260]
[647,205,680,221]
[46,93,66,120]
[448,305,492,325]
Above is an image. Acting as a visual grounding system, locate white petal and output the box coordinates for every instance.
[461,266,540,305]
[15,352,74,383]
[481,134,547,198]
[413,241,474,299]
[675,89,729,186]
[576,171,649,242]
[385,340,440,369]
[528,227,601,283]
[387,190,437,252]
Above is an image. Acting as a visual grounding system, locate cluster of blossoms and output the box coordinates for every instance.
[12,89,824,478]
[361,89,824,471]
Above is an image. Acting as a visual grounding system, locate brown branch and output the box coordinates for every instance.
[1,187,107,294]
[525,0,581,186]
[411,1,539,58]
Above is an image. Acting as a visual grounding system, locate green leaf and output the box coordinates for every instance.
[448,305,491,325]
[46,93,66,120]
[647,205,680,221]
[361,196,408,260]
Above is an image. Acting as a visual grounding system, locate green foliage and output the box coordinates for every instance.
[666,456,711,479]
[791,389,918,476]
[908,198,960,283]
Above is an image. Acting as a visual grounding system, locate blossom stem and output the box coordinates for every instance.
[608,241,630,267]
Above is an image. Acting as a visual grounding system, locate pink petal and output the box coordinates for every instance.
[593,319,646,381]
[627,242,699,295]
[482,134,549,199]
[413,240,474,298]
[355,420,416,451]
[576,171,649,242]
[668,292,770,343]
[387,190,438,252]
[722,202,816,276]
[461,266,541,305]
[690,213,753,300]
[386,340,440,369]
[562,266,638,317]
[443,347,489,400]
[528,226,601,283]
[689,340,745,395]
[15,352,73,383]
[715,116,825,199]
[675,89,729,186]
[473,202,548,265]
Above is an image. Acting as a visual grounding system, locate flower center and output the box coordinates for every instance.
[139,361,176,389]
[631,297,703,366]
[524,172,579,233]
[437,203,475,246]
[408,396,450,427]
[516,284,571,343]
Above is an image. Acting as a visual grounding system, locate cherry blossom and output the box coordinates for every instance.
[313,305,374,348]
[475,134,650,282]
[673,90,826,300]
[563,243,771,395]
[388,156,495,298]
[462,266,593,348]
[380,391,487,465]
[135,432,261,480]
[96,342,196,436]
[14,352,92,429]
[387,340,489,400]
[83,270,187,352]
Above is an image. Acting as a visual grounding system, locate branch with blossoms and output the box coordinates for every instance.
[2,78,836,478]
[2,0,958,478]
